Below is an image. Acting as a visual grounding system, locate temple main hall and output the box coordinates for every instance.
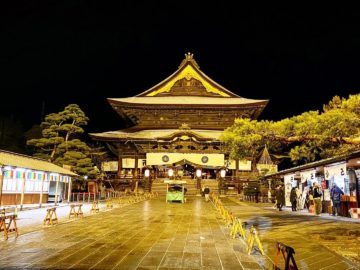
[90,53,269,193]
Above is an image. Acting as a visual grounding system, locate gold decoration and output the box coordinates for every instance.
[179,123,191,130]
[146,63,230,97]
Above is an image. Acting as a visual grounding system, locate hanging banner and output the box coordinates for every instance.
[300,169,316,183]
[102,161,118,171]
[146,153,224,167]
[238,160,252,171]
[138,159,146,169]
[122,158,135,168]
[284,174,296,207]
[256,164,278,175]
[224,160,236,170]
[324,162,346,180]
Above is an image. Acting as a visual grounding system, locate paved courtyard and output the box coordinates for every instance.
[0,196,359,269]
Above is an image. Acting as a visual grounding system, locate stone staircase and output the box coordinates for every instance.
[200,180,219,195]
[150,179,200,196]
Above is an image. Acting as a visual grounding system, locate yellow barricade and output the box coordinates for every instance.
[246,226,264,255]
[230,218,246,239]
[225,211,234,227]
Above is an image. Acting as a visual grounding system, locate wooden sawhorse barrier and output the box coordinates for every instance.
[90,201,99,214]
[273,242,298,270]
[0,214,19,240]
[43,207,58,225]
[69,204,83,219]
[106,199,113,209]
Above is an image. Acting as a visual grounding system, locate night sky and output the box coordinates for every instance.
[2,3,360,134]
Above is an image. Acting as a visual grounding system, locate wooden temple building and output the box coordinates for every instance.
[90,53,269,193]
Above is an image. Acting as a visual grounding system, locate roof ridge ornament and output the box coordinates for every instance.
[178,52,200,69]
[179,123,191,130]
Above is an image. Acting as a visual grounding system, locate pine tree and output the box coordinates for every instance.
[27,104,99,179]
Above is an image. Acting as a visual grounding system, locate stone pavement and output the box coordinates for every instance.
[0,196,359,269]
[223,197,360,269]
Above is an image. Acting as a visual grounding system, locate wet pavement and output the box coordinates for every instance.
[0,196,359,269]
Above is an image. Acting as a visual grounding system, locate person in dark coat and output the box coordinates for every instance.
[204,186,210,202]
[330,183,344,216]
[313,182,322,215]
[275,185,285,211]
[290,187,297,211]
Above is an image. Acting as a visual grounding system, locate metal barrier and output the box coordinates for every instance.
[273,242,298,270]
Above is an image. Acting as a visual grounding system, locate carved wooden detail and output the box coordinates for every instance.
[119,107,259,130]
[155,77,221,97]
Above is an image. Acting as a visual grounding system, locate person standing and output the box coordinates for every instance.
[330,183,344,216]
[313,182,322,215]
[204,186,210,202]
[275,185,285,211]
[290,187,297,211]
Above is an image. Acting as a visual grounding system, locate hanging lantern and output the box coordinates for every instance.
[196,169,202,178]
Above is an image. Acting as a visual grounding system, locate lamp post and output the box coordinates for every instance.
[195,168,202,193]
[144,166,151,192]
[168,168,174,180]
[219,167,226,196]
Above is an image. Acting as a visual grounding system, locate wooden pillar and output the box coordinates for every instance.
[0,168,4,207]
[67,178,72,203]
[117,152,123,179]
[54,177,59,206]
[39,174,45,207]
[134,155,139,179]
[235,159,239,179]
[134,155,139,194]
[134,181,138,194]
[20,173,26,210]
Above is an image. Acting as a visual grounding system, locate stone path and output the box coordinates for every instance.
[0,197,359,269]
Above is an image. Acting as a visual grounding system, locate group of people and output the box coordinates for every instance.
[275,185,299,211]
[275,182,344,216]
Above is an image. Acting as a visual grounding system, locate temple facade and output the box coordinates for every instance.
[90,53,268,188]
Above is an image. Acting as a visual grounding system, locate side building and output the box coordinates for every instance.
[90,53,269,192]
[0,149,77,207]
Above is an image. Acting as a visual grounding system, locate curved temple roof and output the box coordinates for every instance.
[108,53,268,108]
[90,128,223,141]
[108,96,268,106]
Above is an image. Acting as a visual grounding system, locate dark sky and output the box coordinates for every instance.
[2,2,360,134]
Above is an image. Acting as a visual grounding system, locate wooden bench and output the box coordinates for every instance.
[69,204,83,219]
[0,214,19,240]
[43,207,58,225]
